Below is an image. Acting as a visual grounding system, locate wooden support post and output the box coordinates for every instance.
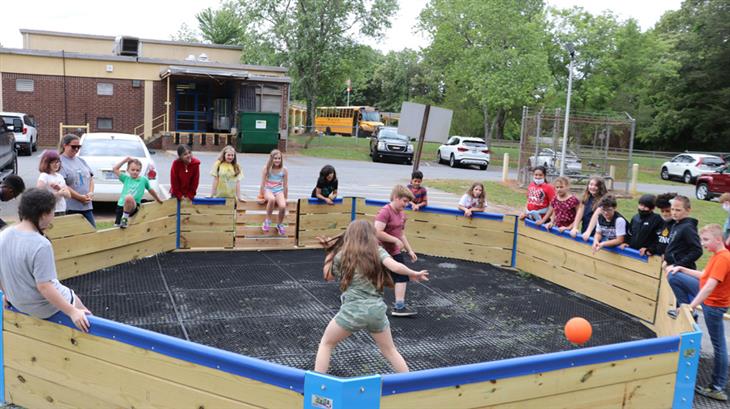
[630,163,639,195]
[502,153,510,182]
[608,165,616,190]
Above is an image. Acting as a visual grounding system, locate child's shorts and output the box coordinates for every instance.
[334,299,389,333]
[388,252,410,283]
[114,204,139,225]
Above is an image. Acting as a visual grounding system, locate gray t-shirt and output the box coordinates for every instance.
[60,154,94,211]
[0,227,72,318]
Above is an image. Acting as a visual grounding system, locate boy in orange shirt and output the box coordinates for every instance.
[667,224,730,401]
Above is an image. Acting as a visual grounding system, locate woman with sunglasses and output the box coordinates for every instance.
[59,134,96,227]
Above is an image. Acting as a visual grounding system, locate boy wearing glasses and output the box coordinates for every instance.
[59,134,96,228]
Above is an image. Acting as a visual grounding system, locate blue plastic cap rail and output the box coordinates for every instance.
[363,199,504,221]
[381,335,680,395]
[192,197,227,205]
[522,218,649,262]
[307,197,344,205]
[8,307,306,393]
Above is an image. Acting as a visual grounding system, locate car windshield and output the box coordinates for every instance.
[463,140,486,147]
[379,128,408,141]
[80,139,146,157]
[362,111,380,122]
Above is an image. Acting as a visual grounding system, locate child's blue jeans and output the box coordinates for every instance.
[702,305,729,391]
[667,271,699,306]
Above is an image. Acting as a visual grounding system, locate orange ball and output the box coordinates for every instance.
[564,317,592,345]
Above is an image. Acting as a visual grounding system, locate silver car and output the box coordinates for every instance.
[529,148,582,174]
[78,133,168,202]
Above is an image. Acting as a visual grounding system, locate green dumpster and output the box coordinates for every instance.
[237,112,280,153]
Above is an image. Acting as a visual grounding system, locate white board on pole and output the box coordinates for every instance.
[398,102,453,143]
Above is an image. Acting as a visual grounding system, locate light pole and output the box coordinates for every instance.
[559,43,575,177]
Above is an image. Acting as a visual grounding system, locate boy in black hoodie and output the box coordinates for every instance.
[664,195,703,270]
[665,195,703,318]
[653,192,677,256]
[620,194,664,256]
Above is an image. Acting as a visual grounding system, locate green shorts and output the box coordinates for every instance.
[334,299,389,333]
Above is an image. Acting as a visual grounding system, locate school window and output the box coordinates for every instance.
[15,79,34,92]
[97,83,114,96]
[97,118,113,130]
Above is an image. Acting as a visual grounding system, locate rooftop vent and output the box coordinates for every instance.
[113,36,140,57]
[185,54,197,61]
[197,53,209,62]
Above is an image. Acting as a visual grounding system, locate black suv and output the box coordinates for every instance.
[0,117,18,180]
[369,126,413,164]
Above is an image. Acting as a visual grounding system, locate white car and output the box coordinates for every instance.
[437,136,491,170]
[0,111,38,156]
[660,153,725,184]
[78,133,168,202]
[529,148,582,174]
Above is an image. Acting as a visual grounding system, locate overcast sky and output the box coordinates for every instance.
[0,0,683,53]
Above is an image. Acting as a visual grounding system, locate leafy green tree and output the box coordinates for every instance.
[419,0,550,143]
[643,0,730,150]
[196,6,245,45]
[235,0,398,129]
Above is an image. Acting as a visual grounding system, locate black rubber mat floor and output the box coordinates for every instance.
[64,249,657,378]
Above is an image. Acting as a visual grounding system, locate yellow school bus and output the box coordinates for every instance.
[314,106,384,136]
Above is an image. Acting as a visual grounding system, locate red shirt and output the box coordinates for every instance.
[551,195,579,228]
[526,182,556,211]
[375,203,406,256]
[701,249,730,307]
[170,157,201,200]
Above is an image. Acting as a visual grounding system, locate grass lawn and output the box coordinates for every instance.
[428,178,727,268]
[288,134,520,169]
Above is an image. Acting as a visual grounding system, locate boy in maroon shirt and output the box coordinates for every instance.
[375,185,417,316]
[170,145,201,201]
[408,170,428,211]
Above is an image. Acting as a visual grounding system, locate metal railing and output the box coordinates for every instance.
[134,113,168,140]
[58,123,90,141]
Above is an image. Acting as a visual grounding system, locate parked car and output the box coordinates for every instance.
[659,153,725,184]
[437,136,490,170]
[369,126,413,164]
[528,148,582,174]
[78,133,167,202]
[0,117,18,180]
[0,112,37,156]
[695,167,730,200]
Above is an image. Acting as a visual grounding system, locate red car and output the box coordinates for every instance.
[695,168,730,200]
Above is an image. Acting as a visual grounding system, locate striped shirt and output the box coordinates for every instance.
[408,184,428,205]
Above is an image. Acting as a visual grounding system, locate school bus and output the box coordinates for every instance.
[314,106,384,136]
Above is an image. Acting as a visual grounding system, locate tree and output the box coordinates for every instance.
[234,0,399,129]
[418,0,551,143]
[171,23,201,43]
[196,6,245,45]
[642,0,730,150]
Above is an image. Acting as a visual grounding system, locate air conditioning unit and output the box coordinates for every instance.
[113,36,140,57]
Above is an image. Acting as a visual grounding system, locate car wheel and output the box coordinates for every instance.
[437,150,443,164]
[24,143,32,156]
[660,167,669,180]
[449,154,458,168]
[479,163,488,171]
[32,138,37,152]
[696,183,710,201]
[683,171,692,184]
[2,153,17,174]
[325,126,332,135]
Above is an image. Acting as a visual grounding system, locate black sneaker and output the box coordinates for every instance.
[391,305,417,317]
[695,385,729,401]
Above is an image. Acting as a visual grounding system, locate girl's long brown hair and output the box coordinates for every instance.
[324,220,393,292]
[265,149,284,175]
[580,177,607,210]
[467,182,486,208]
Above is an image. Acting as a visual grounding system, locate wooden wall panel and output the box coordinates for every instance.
[3,311,303,409]
[381,352,677,409]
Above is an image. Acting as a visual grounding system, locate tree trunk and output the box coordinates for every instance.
[482,105,490,144]
[495,109,506,140]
